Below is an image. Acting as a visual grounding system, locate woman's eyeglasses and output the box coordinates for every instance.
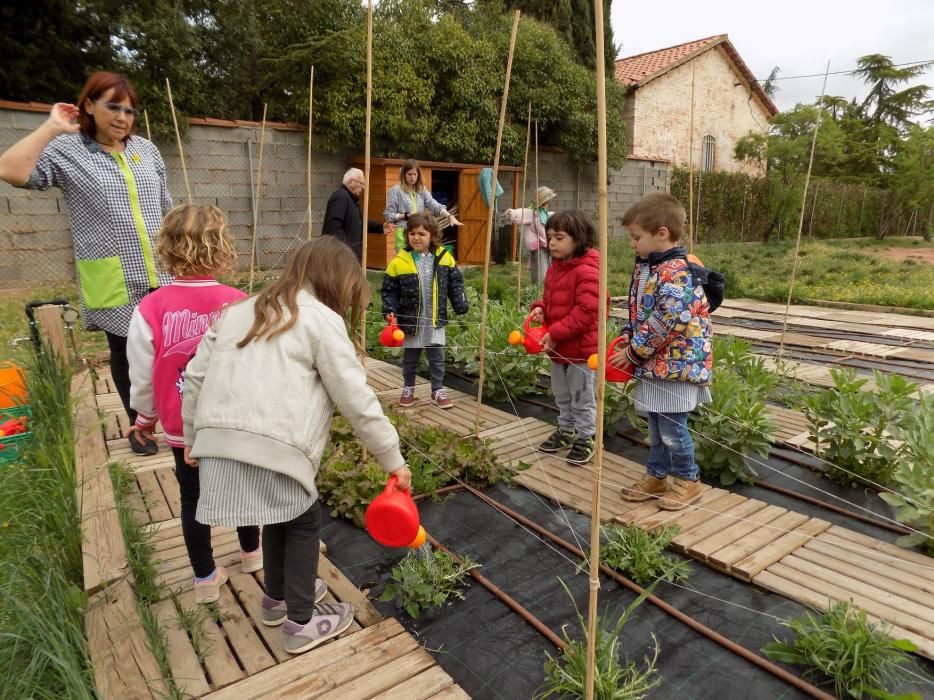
[94,100,139,118]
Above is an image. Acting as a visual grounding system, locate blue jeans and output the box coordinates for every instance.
[646,412,698,481]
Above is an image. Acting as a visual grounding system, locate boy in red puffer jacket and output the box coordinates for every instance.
[530,210,600,464]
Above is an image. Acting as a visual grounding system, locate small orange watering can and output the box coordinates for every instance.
[508,316,548,354]
[588,337,633,383]
[379,314,405,348]
[365,474,427,549]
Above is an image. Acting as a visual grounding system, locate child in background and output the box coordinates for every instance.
[530,210,600,465]
[381,212,469,410]
[613,192,713,511]
[128,204,260,604]
[182,236,412,654]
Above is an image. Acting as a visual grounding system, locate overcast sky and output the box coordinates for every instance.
[609,0,934,114]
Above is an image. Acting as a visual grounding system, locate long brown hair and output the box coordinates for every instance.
[399,158,424,193]
[237,237,369,347]
[77,72,138,140]
[405,211,442,251]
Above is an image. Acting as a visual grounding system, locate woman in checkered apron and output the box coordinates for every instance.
[0,72,173,455]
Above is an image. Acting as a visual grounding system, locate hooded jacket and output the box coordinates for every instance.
[380,246,469,336]
[531,248,600,364]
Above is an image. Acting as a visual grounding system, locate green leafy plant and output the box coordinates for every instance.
[598,524,691,586]
[379,549,478,619]
[804,369,918,487]
[879,394,934,554]
[535,581,660,700]
[762,601,920,700]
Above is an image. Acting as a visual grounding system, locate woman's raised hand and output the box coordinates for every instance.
[46,103,81,135]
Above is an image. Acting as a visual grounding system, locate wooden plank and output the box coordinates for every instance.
[644,493,746,539]
[803,537,934,595]
[318,556,382,628]
[228,572,290,662]
[86,590,133,699]
[102,579,168,699]
[691,504,787,560]
[824,525,934,570]
[369,666,455,699]
[708,511,809,569]
[794,545,934,610]
[732,518,831,581]
[673,499,767,552]
[137,471,173,523]
[314,647,436,699]
[202,619,409,700]
[765,561,934,641]
[427,686,471,699]
[179,589,245,689]
[154,467,181,518]
[151,598,211,698]
[627,488,731,531]
[73,371,129,593]
[217,585,277,675]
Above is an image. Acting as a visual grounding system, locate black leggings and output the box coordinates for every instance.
[172,447,260,578]
[105,331,136,425]
[263,501,320,624]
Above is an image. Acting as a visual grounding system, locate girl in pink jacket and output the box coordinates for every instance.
[127,204,259,603]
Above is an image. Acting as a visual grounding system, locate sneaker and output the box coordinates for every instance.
[399,387,415,408]
[128,430,158,456]
[194,566,228,604]
[539,429,575,453]
[657,477,703,511]
[620,475,670,502]
[261,579,328,627]
[240,546,263,573]
[282,602,354,654]
[431,389,453,409]
[566,436,595,465]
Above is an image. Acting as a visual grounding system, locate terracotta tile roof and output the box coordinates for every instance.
[614,34,778,117]
[614,35,723,86]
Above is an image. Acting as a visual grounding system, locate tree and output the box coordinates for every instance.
[0,0,115,103]
[852,54,933,129]
[890,125,934,240]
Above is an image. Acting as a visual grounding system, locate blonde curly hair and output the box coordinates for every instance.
[156,204,238,277]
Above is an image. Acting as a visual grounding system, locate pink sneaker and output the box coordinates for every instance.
[194,566,229,604]
[399,386,415,408]
[431,389,453,409]
[240,546,263,573]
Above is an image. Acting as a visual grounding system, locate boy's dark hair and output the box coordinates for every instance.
[622,192,686,241]
[405,211,442,250]
[545,209,598,256]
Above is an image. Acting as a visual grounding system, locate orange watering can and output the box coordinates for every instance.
[379,314,405,348]
[588,337,633,383]
[365,474,427,549]
[508,316,548,354]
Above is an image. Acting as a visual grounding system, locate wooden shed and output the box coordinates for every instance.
[351,157,522,269]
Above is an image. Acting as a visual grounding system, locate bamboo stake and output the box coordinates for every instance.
[475,9,521,431]
[857,186,867,235]
[807,181,820,237]
[143,109,152,141]
[585,2,610,697]
[247,104,268,293]
[307,66,315,241]
[779,61,829,357]
[361,0,373,343]
[687,62,696,252]
[835,183,848,233]
[517,102,531,309]
[165,79,192,203]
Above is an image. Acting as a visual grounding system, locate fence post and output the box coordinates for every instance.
[695,170,703,245]
[835,184,847,236]
[807,181,820,237]
[856,186,867,236]
[739,187,748,243]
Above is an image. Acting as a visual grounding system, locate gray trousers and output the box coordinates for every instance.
[550,361,596,438]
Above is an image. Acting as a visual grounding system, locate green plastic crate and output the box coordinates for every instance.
[0,405,32,465]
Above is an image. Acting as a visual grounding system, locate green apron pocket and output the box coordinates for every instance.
[76,257,130,309]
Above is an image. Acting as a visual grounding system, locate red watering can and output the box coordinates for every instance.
[379,314,405,347]
[587,336,633,383]
[508,316,548,354]
[365,474,427,549]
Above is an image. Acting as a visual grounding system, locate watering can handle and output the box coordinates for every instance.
[608,336,626,354]
[387,313,396,324]
[384,473,409,495]
[524,315,546,333]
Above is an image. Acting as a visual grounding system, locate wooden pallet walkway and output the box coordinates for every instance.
[357,360,934,663]
[90,368,470,699]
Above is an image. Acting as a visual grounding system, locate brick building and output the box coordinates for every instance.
[615,34,778,173]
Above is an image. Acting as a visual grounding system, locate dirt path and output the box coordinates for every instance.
[876,246,934,265]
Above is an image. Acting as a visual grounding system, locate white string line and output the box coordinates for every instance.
[482,427,934,573]
[369,314,932,514]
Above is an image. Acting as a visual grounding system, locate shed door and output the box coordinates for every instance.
[458,168,488,265]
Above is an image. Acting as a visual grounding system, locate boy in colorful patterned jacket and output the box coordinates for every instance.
[612,192,713,511]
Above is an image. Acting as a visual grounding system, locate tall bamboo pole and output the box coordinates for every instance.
[165,79,192,203]
[475,9,521,430]
[585,2,610,697]
[248,104,268,293]
[361,0,373,302]
[307,66,315,241]
[779,61,830,357]
[143,110,152,141]
[687,62,696,253]
[807,181,820,237]
[517,102,531,309]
